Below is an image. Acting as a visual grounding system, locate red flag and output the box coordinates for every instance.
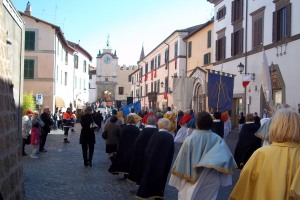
[175,58,177,69]
[242,74,251,88]
[154,69,157,77]
[164,92,167,99]
[151,71,153,80]
[145,73,148,81]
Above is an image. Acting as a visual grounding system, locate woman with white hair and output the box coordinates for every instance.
[230,108,300,200]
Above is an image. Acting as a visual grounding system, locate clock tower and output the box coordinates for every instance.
[96,46,118,103]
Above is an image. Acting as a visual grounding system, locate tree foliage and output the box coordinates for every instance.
[22,92,36,115]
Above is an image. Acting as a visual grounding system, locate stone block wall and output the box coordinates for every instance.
[0,1,25,200]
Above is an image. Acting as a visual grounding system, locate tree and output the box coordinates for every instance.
[22,92,36,115]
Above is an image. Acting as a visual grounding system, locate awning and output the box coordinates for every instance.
[55,96,65,108]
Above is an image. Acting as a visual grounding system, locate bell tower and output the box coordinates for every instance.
[96,35,119,103]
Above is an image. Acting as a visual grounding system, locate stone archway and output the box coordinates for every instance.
[192,82,205,113]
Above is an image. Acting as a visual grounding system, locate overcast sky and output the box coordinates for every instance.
[13,0,214,66]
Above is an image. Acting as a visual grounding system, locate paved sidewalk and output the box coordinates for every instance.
[22,123,240,200]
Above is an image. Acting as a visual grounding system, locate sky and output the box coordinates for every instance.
[12,0,214,66]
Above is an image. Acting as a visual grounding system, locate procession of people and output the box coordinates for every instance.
[21,102,300,200]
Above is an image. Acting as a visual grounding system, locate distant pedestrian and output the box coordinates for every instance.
[234,113,261,169]
[238,112,245,131]
[104,115,121,162]
[108,115,140,178]
[136,118,174,199]
[22,110,33,156]
[128,115,158,185]
[71,111,77,132]
[253,112,261,127]
[62,107,72,143]
[40,107,53,152]
[30,111,42,158]
[80,106,96,167]
[230,108,300,200]
[222,111,232,142]
[169,111,237,200]
[93,111,103,132]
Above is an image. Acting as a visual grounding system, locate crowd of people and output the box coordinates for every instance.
[22,104,300,199]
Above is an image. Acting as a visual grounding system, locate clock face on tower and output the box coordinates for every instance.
[103,55,111,64]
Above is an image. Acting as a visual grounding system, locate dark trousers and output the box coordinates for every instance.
[64,127,69,137]
[81,143,95,164]
[22,138,27,154]
[39,132,48,151]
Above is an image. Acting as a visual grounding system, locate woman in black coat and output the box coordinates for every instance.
[80,106,96,167]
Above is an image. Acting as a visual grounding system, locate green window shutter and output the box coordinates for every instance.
[25,31,35,50]
[24,59,34,79]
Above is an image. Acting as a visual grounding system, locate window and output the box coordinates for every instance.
[151,82,153,92]
[231,28,244,56]
[154,56,157,68]
[25,31,35,51]
[216,36,226,61]
[232,0,243,23]
[57,41,60,55]
[165,77,169,93]
[207,30,212,48]
[165,49,169,63]
[24,59,34,79]
[174,41,178,57]
[154,81,157,93]
[273,3,291,42]
[217,6,226,20]
[204,53,211,65]
[151,59,154,71]
[83,60,87,72]
[146,84,148,94]
[158,54,161,67]
[119,87,124,95]
[60,70,63,84]
[188,41,192,58]
[145,62,148,74]
[251,7,265,49]
[64,72,68,86]
[253,17,263,48]
[74,54,78,69]
[65,51,68,65]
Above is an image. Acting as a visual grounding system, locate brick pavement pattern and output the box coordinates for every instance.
[23,123,240,200]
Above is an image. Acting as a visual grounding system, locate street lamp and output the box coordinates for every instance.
[237,62,255,81]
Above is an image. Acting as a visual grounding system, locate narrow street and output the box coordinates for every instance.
[23,123,240,200]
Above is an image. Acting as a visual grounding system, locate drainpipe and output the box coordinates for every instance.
[244,0,249,113]
[164,42,169,108]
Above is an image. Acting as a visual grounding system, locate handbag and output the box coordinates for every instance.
[25,134,31,145]
[102,130,108,139]
[90,120,100,132]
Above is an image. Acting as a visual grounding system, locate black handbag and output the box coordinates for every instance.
[25,134,31,145]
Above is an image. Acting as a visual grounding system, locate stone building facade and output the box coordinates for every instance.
[0,0,25,199]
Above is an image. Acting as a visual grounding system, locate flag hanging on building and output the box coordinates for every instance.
[208,71,234,112]
[154,69,157,77]
[242,74,251,88]
[151,70,153,80]
[175,57,177,69]
[145,73,148,81]
[261,50,273,108]
[121,101,141,116]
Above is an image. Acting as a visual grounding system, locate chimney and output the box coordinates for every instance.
[25,1,32,15]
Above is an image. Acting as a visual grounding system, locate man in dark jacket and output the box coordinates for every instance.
[40,107,53,152]
[211,112,224,138]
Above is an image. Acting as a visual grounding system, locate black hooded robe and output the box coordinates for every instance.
[108,124,140,174]
[136,131,174,199]
[127,127,158,184]
[234,122,261,169]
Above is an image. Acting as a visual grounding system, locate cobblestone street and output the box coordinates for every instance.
[23,123,240,200]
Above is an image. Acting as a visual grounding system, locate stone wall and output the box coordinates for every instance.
[0,1,25,200]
